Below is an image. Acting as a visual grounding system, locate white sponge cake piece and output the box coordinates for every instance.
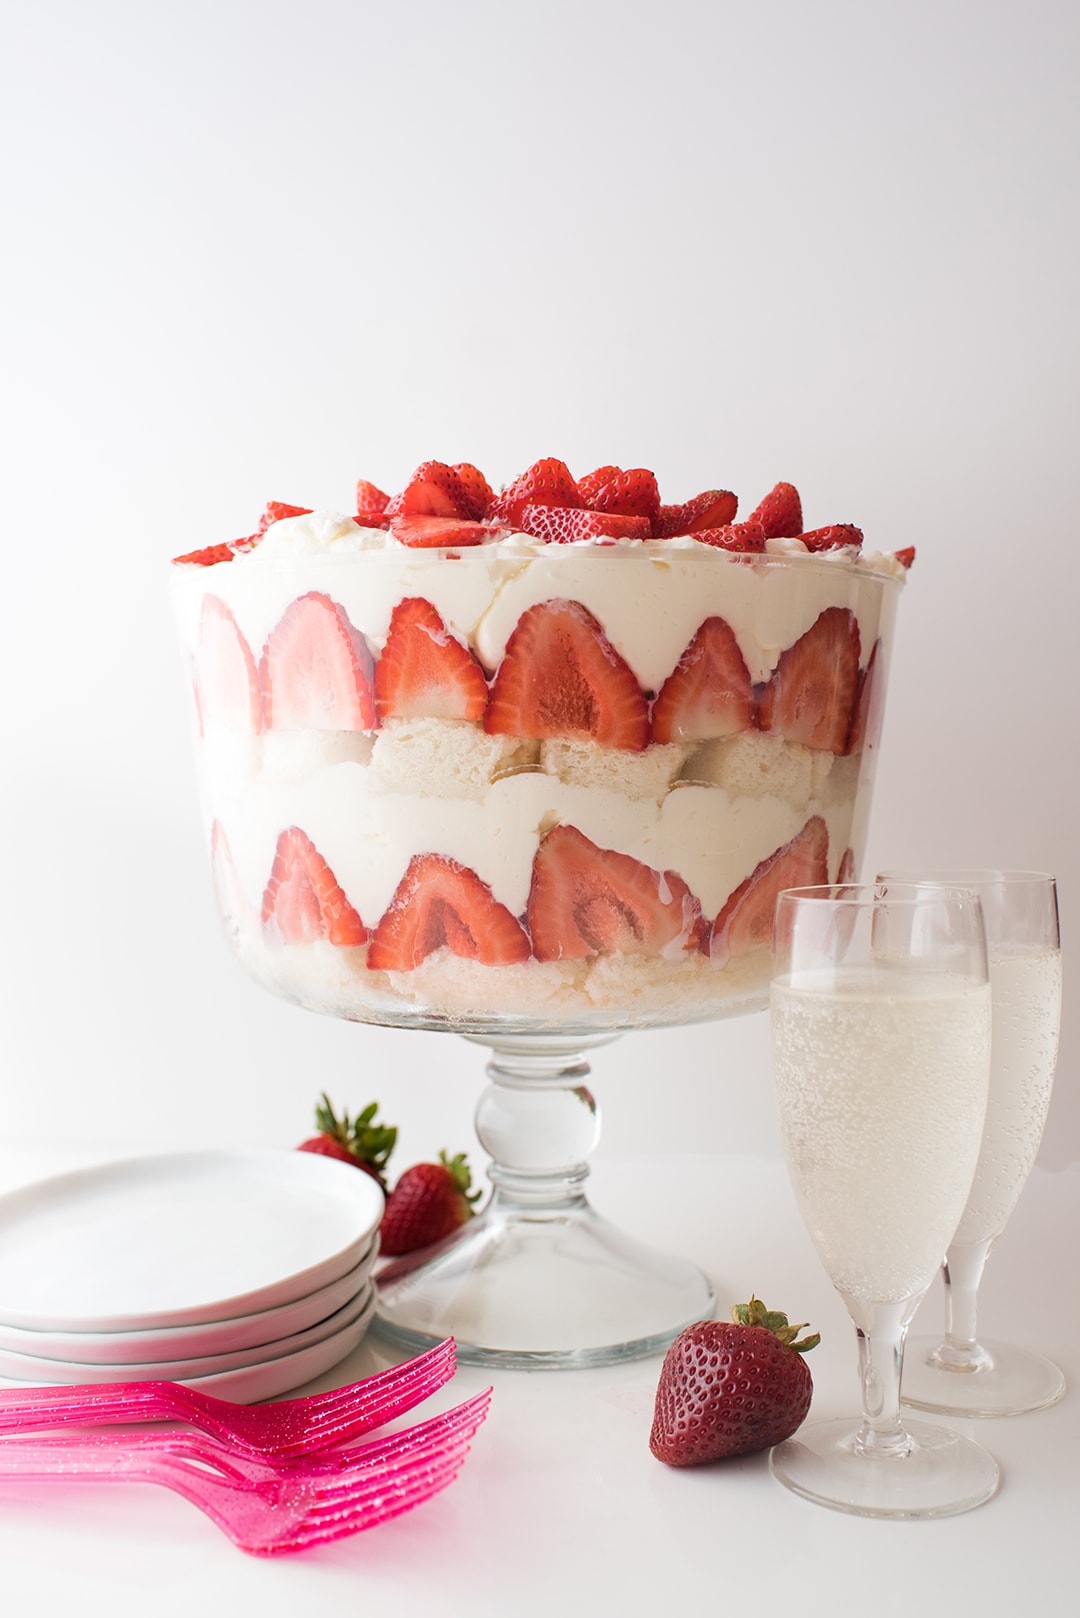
[371,719,539,801]
[541,738,690,801]
[682,730,821,811]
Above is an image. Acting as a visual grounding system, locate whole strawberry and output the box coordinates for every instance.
[297,1094,397,1192]
[650,1296,819,1466]
[379,1151,481,1255]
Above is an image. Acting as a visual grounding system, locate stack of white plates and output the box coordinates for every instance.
[0,1149,383,1402]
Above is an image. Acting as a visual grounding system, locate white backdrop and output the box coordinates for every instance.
[2,0,1077,1177]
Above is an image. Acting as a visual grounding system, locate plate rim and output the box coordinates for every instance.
[0,1148,384,1332]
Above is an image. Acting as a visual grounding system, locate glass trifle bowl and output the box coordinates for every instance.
[171,476,908,1368]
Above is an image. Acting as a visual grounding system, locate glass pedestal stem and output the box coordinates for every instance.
[373,1032,716,1369]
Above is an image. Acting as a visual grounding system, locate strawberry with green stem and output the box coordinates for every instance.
[297,1094,397,1191]
[650,1296,819,1465]
[380,1152,482,1255]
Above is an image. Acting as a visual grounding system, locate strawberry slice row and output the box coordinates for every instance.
[258,818,829,971]
[195,593,872,757]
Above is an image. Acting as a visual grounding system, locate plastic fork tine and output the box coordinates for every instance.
[0,1338,456,1458]
[0,1389,492,1556]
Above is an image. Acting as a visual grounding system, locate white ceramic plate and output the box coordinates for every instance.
[0,1287,378,1405]
[0,1149,384,1332]
[0,1235,379,1363]
[0,1278,375,1383]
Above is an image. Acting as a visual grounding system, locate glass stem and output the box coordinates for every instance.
[934,1239,994,1371]
[851,1298,916,1456]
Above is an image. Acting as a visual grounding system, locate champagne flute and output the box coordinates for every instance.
[768,883,998,1518]
[876,870,1063,1416]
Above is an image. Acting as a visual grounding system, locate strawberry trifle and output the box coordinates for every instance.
[172,459,910,1035]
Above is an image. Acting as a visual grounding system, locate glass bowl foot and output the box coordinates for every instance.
[373,1198,716,1368]
[901,1335,1066,1417]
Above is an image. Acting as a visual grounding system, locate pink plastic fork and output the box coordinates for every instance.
[0,1338,455,1459]
[0,1389,491,1555]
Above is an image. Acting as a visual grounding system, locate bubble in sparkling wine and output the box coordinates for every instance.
[951,948,1062,1245]
[771,970,991,1303]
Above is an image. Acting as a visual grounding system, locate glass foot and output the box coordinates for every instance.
[901,1335,1066,1417]
[373,1200,716,1369]
[770,1415,999,1519]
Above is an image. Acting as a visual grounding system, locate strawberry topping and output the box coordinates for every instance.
[485,599,649,750]
[367,854,531,970]
[516,506,652,544]
[488,458,581,525]
[575,466,622,505]
[708,817,829,965]
[650,616,756,743]
[385,462,476,520]
[196,596,262,732]
[527,824,706,960]
[691,521,767,553]
[653,490,739,537]
[894,545,916,569]
[375,597,489,723]
[258,501,312,533]
[747,482,803,539]
[583,467,662,525]
[259,592,376,731]
[262,827,368,946]
[172,543,236,567]
[797,524,864,552]
[757,606,862,753]
[452,463,495,518]
[355,480,390,519]
[389,515,494,548]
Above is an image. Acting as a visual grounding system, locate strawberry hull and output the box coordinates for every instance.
[173,517,906,1033]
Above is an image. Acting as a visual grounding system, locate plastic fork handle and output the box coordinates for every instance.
[0,1381,187,1433]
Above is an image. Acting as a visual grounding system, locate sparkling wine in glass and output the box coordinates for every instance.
[768,884,998,1518]
[876,870,1063,1416]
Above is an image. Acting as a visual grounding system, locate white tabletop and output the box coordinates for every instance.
[0,1144,1075,1618]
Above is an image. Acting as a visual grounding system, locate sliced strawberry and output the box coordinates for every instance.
[691,521,767,553]
[210,819,250,934]
[837,846,857,885]
[367,854,531,970]
[747,482,802,539]
[845,638,883,755]
[485,599,649,749]
[259,592,376,731]
[653,490,739,537]
[516,505,651,544]
[650,617,756,743]
[798,524,863,552]
[894,545,916,569]
[355,479,390,518]
[708,817,829,965]
[262,826,368,946]
[757,606,861,753]
[196,595,262,731]
[172,543,236,567]
[576,465,622,505]
[452,463,495,518]
[584,467,661,525]
[389,515,494,548]
[385,462,474,520]
[375,597,489,723]
[258,501,312,534]
[527,824,706,960]
[488,458,581,525]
